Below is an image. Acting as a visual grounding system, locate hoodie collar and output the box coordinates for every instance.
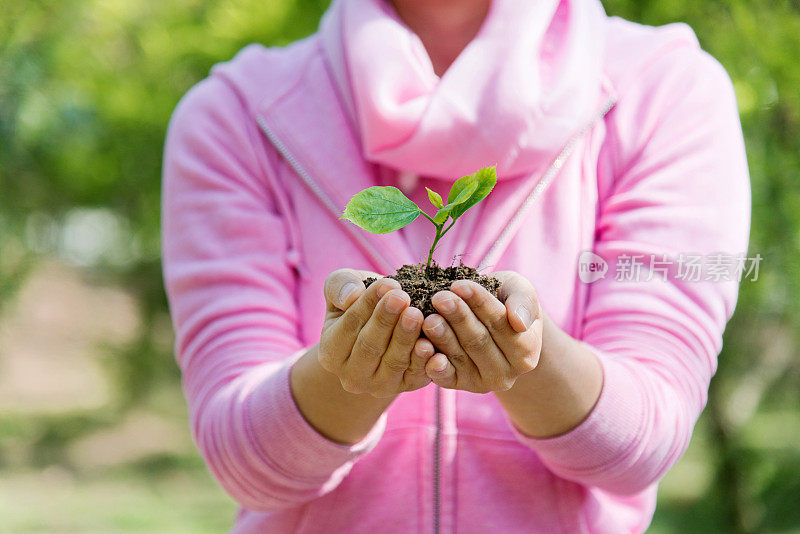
[318,0,609,180]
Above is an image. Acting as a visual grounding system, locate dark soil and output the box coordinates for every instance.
[364,261,501,316]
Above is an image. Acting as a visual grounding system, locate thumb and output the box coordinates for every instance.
[425,353,457,388]
[323,268,381,311]
[492,271,540,333]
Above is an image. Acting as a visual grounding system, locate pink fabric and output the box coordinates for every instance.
[161,1,750,532]
[319,0,607,179]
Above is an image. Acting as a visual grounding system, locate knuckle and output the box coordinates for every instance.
[483,370,513,392]
[509,357,530,374]
[482,371,503,390]
[382,355,409,374]
[514,353,540,373]
[404,364,428,378]
[487,312,510,332]
[495,378,515,392]
[461,329,491,353]
[470,291,492,312]
[340,310,363,335]
[374,308,399,329]
[448,352,468,367]
[353,336,383,359]
[406,370,432,385]
[339,377,363,395]
[448,306,469,326]
[394,328,417,348]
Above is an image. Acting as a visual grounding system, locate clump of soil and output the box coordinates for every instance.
[364,261,501,316]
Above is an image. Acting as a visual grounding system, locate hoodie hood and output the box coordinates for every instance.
[319,0,609,180]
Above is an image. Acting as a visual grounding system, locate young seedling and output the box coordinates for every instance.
[341,166,497,273]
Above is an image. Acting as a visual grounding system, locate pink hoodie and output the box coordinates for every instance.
[161,0,750,532]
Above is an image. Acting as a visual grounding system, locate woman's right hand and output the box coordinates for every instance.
[319,269,434,398]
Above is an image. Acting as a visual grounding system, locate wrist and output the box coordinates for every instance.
[290,345,396,444]
[494,315,603,438]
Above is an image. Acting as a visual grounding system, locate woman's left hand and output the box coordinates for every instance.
[422,271,544,393]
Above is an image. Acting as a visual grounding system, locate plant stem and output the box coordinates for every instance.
[424,213,457,274]
[426,224,443,272]
[420,212,437,225]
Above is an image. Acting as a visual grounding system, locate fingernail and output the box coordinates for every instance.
[385,292,406,314]
[338,283,356,307]
[415,344,431,358]
[435,293,456,314]
[401,311,418,330]
[376,281,393,298]
[515,305,532,330]
[432,359,447,372]
[426,318,445,337]
[452,281,473,298]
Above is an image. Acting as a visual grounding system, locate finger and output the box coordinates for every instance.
[450,279,537,367]
[324,268,393,312]
[323,275,400,366]
[403,337,435,390]
[422,313,481,385]
[329,274,400,339]
[492,271,541,333]
[430,291,510,380]
[450,280,514,338]
[345,288,409,380]
[409,338,434,374]
[376,306,423,382]
[425,353,457,388]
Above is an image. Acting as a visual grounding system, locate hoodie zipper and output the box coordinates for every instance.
[257,97,616,534]
[255,115,394,274]
[433,385,442,534]
[478,97,617,272]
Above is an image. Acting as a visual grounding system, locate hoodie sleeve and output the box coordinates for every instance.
[509,46,751,495]
[161,75,386,512]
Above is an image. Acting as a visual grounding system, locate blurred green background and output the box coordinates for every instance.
[1,0,799,532]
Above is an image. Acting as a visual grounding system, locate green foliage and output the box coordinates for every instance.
[425,187,444,209]
[446,165,497,221]
[342,166,496,268]
[433,177,478,224]
[340,186,421,234]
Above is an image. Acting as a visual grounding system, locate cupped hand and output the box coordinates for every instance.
[319,268,436,398]
[421,271,543,393]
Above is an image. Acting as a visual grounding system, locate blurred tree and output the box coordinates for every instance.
[601,2,800,532]
[1,0,799,532]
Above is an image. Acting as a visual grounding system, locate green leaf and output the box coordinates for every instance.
[447,178,479,207]
[446,166,497,220]
[432,179,479,224]
[341,186,421,234]
[432,207,450,225]
[426,187,444,209]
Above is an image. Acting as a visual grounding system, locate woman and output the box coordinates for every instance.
[161,0,750,532]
